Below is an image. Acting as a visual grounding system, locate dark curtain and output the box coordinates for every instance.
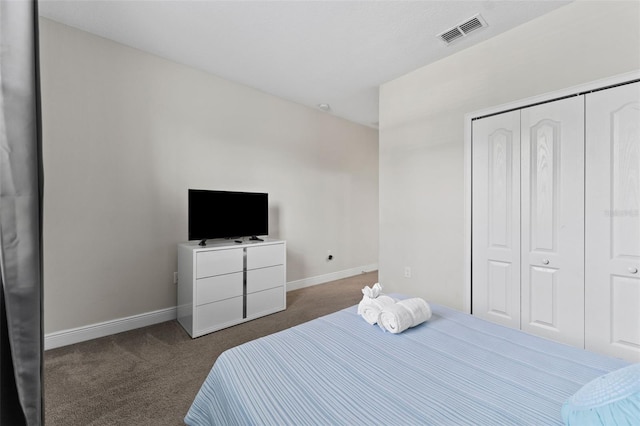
[0,0,44,425]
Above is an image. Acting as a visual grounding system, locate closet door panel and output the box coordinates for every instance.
[521,97,584,347]
[472,110,521,328]
[585,82,640,362]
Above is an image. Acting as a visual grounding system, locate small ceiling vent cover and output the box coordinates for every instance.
[438,14,487,45]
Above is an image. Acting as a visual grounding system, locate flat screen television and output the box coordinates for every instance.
[188,189,268,245]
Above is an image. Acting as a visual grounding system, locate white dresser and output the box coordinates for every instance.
[177,239,286,338]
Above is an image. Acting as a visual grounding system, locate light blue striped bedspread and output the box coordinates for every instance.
[185,302,629,425]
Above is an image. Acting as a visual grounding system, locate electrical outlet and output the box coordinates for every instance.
[173,272,178,284]
[404,266,411,278]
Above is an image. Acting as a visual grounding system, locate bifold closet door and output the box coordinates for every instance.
[472,110,521,329]
[585,82,640,362]
[520,97,585,348]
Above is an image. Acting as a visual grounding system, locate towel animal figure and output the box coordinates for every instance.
[357,283,396,325]
[361,282,383,299]
[378,298,432,334]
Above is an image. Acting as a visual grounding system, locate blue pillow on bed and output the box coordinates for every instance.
[562,363,640,425]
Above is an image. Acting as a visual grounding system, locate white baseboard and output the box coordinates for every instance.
[44,307,177,351]
[286,263,378,292]
[45,264,377,350]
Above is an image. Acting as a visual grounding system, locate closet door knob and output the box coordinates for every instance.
[630,267,638,274]
[542,259,550,265]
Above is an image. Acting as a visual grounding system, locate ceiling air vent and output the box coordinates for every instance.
[438,14,487,45]
[440,28,464,44]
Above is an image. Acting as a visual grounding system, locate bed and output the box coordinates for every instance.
[185,299,630,425]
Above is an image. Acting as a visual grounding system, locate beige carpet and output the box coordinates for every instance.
[45,271,377,425]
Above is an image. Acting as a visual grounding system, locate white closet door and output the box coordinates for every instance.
[585,82,640,362]
[472,110,521,329]
[520,97,585,347]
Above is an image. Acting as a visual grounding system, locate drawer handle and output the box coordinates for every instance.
[542,259,550,265]
[630,267,639,274]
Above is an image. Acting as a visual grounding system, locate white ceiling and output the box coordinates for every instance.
[39,0,572,128]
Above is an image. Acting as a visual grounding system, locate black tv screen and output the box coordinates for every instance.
[188,189,268,241]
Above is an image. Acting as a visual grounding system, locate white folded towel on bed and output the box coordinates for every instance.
[358,294,396,325]
[378,298,432,334]
[398,297,432,326]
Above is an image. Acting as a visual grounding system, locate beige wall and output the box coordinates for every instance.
[379,1,640,310]
[40,18,379,334]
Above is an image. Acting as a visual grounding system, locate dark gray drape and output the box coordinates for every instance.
[0,0,44,425]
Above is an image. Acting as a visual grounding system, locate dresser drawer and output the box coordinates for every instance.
[196,249,243,278]
[196,272,243,305]
[247,286,285,318]
[247,265,285,294]
[195,296,243,334]
[246,244,284,270]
